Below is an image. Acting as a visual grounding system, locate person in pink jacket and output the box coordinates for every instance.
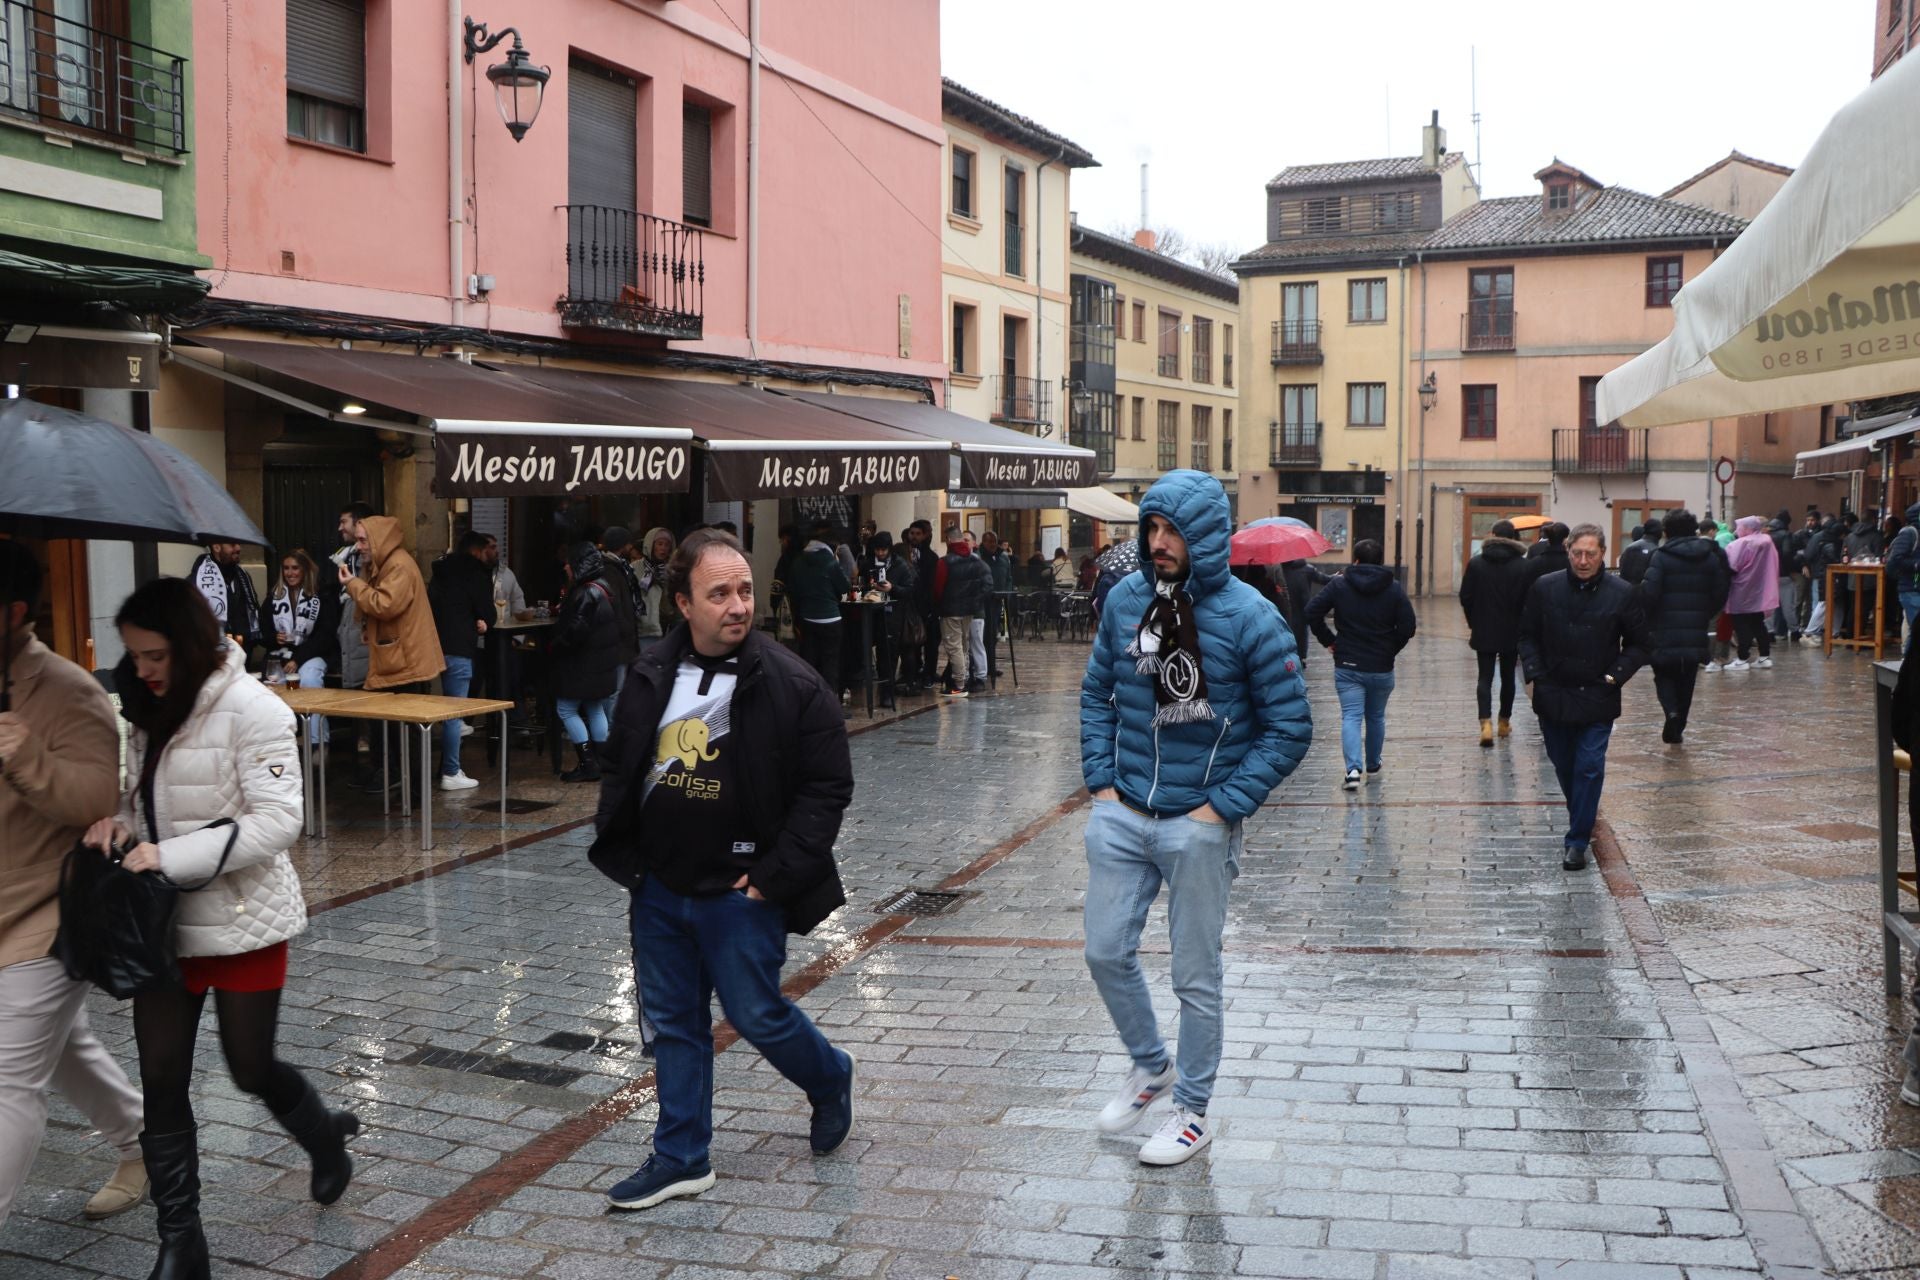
[1724,515,1781,670]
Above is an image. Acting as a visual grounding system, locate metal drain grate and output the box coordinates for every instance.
[473,797,558,814]
[392,1046,585,1089]
[871,888,977,917]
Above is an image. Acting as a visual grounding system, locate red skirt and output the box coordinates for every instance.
[177,941,288,995]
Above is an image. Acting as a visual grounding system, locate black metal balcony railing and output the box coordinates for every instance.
[991,373,1051,426]
[1463,308,1517,352]
[1553,427,1647,475]
[0,0,187,154]
[1270,319,1323,365]
[1270,421,1323,467]
[558,205,705,340]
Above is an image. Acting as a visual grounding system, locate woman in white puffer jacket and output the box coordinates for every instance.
[83,578,360,1280]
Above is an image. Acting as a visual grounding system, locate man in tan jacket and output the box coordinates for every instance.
[340,515,445,791]
[0,542,147,1226]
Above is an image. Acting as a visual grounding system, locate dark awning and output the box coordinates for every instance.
[778,391,1097,490]
[177,337,693,496]
[490,366,950,500]
[0,248,209,309]
[948,489,1068,511]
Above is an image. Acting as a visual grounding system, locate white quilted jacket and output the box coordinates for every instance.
[118,643,308,958]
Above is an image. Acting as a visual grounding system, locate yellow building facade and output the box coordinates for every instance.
[1069,225,1239,520]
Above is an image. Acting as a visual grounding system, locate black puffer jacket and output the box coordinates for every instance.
[1519,569,1650,726]
[1459,538,1531,654]
[937,545,993,618]
[1524,541,1570,590]
[1617,535,1660,585]
[590,626,852,935]
[1303,564,1417,673]
[552,544,623,701]
[428,551,495,661]
[1638,536,1731,666]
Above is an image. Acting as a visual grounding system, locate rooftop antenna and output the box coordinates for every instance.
[1140,162,1149,230]
[1470,46,1483,190]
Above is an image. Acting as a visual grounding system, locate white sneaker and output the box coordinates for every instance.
[1754,657,1774,669]
[1704,661,1723,672]
[1138,1104,1210,1166]
[1342,768,1361,792]
[1724,659,1750,671]
[439,771,480,792]
[1096,1063,1176,1133]
[459,722,475,738]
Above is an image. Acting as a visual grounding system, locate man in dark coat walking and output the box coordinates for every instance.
[1519,523,1651,871]
[1305,540,1416,791]
[1458,520,1532,746]
[589,529,856,1211]
[1638,509,1730,746]
[1523,523,1571,587]
[1617,522,1662,585]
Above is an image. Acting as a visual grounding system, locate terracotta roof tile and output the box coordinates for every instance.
[1419,187,1746,250]
[941,79,1098,168]
[1268,153,1464,188]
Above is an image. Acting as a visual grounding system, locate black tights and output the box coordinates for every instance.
[133,984,304,1134]
[1476,650,1517,720]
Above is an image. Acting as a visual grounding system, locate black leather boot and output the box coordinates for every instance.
[140,1129,210,1280]
[269,1074,361,1205]
[561,742,601,783]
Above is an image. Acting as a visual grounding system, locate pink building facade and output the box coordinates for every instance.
[157,0,959,596]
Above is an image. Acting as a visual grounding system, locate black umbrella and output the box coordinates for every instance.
[1095,540,1141,577]
[0,397,268,709]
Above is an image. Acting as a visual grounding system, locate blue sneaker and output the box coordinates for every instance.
[810,1048,857,1155]
[606,1156,715,1210]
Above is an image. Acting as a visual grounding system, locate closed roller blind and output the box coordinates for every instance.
[286,0,366,106]
[682,103,712,227]
[567,60,637,210]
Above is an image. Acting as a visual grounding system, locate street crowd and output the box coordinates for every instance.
[6,467,1920,1280]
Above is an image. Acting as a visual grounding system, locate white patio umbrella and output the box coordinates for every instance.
[1598,53,1920,427]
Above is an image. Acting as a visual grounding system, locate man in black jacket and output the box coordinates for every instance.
[935,531,992,695]
[1617,522,1661,585]
[426,531,494,790]
[1523,523,1571,587]
[1519,523,1651,870]
[588,529,856,1212]
[1459,521,1531,746]
[1768,511,1801,641]
[1639,509,1730,746]
[1304,540,1416,791]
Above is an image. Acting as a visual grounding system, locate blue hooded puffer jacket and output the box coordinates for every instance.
[1081,471,1312,820]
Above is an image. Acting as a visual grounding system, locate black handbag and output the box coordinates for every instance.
[52,819,239,999]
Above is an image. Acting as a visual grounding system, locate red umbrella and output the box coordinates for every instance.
[1230,522,1331,565]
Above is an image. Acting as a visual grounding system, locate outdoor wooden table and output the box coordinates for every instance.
[1828,563,1889,661]
[276,687,514,851]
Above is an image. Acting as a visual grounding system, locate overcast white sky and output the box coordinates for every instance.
[941,0,1877,258]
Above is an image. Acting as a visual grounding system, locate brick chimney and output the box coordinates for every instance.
[1133,228,1157,252]
[1422,110,1446,170]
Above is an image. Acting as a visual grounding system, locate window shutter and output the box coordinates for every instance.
[568,61,637,211]
[682,103,713,226]
[286,0,366,106]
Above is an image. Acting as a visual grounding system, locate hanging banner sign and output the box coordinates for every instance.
[958,448,1094,491]
[705,444,947,501]
[433,429,691,497]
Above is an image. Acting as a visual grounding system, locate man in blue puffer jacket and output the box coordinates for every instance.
[1079,470,1311,1167]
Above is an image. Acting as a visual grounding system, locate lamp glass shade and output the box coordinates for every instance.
[487,56,549,142]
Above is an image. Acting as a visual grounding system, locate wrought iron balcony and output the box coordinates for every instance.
[1553,427,1647,474]
[0,0,188,155]
[1270,421,1323,467]
[1270,320,1323,365]
[558,205,705,340]
[1463,308,1517,353]
[991,374,1052,427]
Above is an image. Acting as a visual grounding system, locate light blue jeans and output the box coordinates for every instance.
[1334,667,1395,773]
[439,655,473,776]
[295,658,329,744]
[1083,798,1240,1114]
[556,694,615,745]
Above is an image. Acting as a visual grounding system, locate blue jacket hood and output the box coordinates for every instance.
[1135,470,1232,601]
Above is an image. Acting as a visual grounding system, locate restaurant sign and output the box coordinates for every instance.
[706,444,947,501]
[1718,250,1920,383]
[958,448,1094,491]
[433,429,691,497]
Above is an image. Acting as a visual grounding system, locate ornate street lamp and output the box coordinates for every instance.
[464,18,549,142]
[1418,371,1439,411]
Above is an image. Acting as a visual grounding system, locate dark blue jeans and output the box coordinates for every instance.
[1537,718,1614,852]
[630,874,846,1171]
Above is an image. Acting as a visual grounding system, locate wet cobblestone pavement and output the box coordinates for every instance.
[3,618,1910,1278]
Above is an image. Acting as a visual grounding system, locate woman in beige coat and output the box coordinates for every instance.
[84,578,359,1280]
